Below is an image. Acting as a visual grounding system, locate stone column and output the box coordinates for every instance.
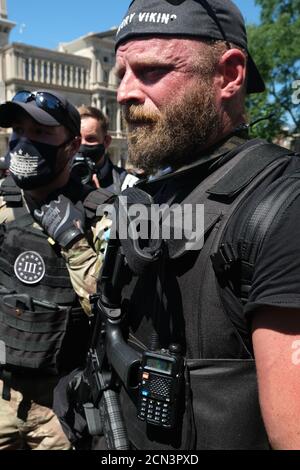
[35,58,40,82]
[75,67,79,88]
[0,0,8,19]
[47,62,51,84]
[58,64,62,86]
[40,60,44,82]
[80,68,84,89]
[28,57,32,81]
[53,62,57,85]
[90,58,96,86]
[117,106,122,136]
[96,61,100,83]
[102,99,107,116]
[63,65,67,87]
[21,57,26,80]
[70,66,74,88]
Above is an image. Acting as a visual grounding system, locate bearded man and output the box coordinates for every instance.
[61,0,300,450]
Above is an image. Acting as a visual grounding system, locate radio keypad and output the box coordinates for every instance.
[138,373,173,427]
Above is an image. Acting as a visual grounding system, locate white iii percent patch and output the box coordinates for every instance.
[14,251,46,285]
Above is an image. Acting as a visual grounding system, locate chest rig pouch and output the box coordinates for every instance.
[119,139,295,450]
[0,178,90,375]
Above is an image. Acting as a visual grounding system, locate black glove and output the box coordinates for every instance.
[34,195,85,248]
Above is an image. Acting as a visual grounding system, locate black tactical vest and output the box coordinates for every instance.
[118,139,297,450]
[0,178,91,375]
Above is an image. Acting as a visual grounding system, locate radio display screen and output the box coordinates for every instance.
[146,357,173,374]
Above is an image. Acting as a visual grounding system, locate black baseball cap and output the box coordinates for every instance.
[116,0,265,94]
[0,89,81,137]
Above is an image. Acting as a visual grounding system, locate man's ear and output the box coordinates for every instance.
[217,48,247,99]
[104,134,112,149]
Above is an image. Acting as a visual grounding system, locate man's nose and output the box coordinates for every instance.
[117,71,145,105]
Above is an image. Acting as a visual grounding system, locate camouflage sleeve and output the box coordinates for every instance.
[0,195,15,224]
[61,216,112,316]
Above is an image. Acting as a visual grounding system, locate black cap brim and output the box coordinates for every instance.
[247,53,265,94]
[0,101,61,128]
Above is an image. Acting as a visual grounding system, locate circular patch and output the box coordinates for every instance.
[14,251,46,285]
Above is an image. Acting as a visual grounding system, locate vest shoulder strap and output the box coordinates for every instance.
[0,176,22,206]
[211,145,299,302]
[208,141,294,200]
[169,139,293,259]
[83,187,115,219]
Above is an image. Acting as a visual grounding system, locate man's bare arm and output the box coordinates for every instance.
[252,307,300,450]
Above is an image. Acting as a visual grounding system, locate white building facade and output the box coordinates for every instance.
[0,1,127,165]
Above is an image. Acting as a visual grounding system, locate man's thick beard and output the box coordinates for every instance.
[123,82,221,175]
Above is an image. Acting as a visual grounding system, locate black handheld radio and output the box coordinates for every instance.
[137,344,184,429]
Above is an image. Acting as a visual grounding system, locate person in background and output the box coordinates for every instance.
[74,106,136,192]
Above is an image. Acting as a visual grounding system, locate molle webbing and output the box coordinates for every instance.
[0,179,90,374]
[0,212,75,304]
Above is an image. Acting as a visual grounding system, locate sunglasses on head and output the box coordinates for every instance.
[13,90,65,116]
[12,90,78,136]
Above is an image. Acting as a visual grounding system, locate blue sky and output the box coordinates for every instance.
[7,0,261,50]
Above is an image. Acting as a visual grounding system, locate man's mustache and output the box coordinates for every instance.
[122,105,160,124]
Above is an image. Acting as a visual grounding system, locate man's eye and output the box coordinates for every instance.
[140,68,170,82]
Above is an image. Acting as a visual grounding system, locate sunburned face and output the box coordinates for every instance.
[116,37,221,174]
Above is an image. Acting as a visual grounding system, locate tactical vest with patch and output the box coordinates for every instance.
[0,178,92,375]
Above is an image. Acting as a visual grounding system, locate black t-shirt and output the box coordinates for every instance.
[246,179,300,314]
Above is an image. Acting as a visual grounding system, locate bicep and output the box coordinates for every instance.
[252,307,300,449]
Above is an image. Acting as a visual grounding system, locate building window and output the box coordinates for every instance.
[43,62,48,82]
[103,70,109,84]
[56,65,60,84]
[61,65,65,85]
[49,63,53,83]
[25,58,29,81]
[107,101,116,131]
[67,66,70,86]
[31,60,36,81]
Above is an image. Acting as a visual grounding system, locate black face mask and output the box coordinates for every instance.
[79,144,105,163]
[9,137,70,190]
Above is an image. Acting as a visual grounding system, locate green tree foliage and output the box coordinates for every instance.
[246,0,300,140]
